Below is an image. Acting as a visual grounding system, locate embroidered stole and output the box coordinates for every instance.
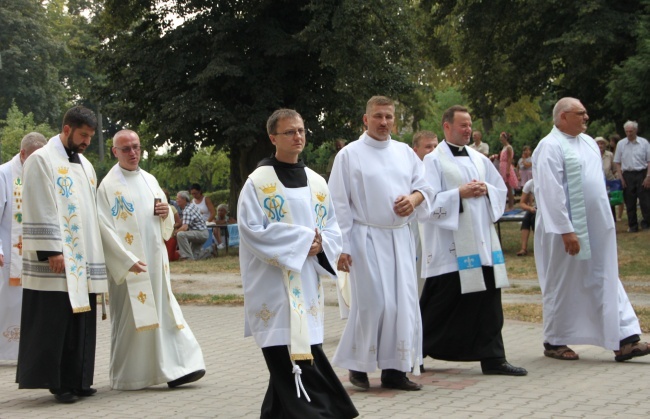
[558,131,592,260]
[9,155,23,286]
[249,165,329,362]
[103,165,185,331]
[437,145,509,294]
[49,148,94,312]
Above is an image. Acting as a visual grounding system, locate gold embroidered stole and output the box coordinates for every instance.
[249,165,329,361]
[103,165,184,331]
[9,155,23,286]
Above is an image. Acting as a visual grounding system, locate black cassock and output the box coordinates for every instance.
[419,266,507,368]
[16,289,97,391]
[261,344,358,419]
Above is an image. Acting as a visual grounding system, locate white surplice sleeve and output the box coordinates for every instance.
[532,137,574,235]
[328,148,354,255]
[238,179,314,273]
[483,157,508,222]
[312,195,342,280]
[0,167,9,257]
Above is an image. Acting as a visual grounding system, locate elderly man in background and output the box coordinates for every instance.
[97,129,205,390]
[0,132,47,361]
[613,120,650,232]
[174,191,209,260]
[533,98,649,362]
[470,130,489,157]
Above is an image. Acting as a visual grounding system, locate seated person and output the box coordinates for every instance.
[174,190,209,260]
[190,183,216,223]
[517,179,535,256]
[213,203,236,249]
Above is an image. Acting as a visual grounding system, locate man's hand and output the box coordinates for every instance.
[155,202,169,219]
[48,254,65,274]
[393,191,423,217]
[562,232,580,256]
[459,180,487,199]
[643,176,650,189]
[129,261,147,273]
[308,228,322,256]
[338,253,352,273]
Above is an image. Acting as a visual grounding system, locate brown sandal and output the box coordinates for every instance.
[516,249,528,256]
[544,345,579,360]
[614,341,650,362]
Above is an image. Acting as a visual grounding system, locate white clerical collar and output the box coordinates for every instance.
[362,132,391,148]
[554,126,578,140]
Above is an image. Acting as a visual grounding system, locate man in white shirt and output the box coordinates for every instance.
[613,120,650,232]
[470,130,489,156]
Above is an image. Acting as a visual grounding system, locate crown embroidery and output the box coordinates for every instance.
[57,167,69,175]
[260,183,277,194]
[316,192,327,202]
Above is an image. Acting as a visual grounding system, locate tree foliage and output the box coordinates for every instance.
[420,0,642,132]
[0,102,57,163]
[96,0,420,208]
[0,0,68,124]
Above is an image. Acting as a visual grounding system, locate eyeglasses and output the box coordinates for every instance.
[114,145,141,153]
[274,129,306,137]
[567,110,588,116]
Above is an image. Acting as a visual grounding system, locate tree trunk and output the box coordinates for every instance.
[229,136,274,216]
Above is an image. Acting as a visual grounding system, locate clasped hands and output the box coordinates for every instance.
[459,180,487,199]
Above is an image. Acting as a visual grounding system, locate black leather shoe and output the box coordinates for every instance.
[348,370,369,389]
[381,376,422,391]
[53,391,78,403]
[482,361,528,376]
[628,226,639,233]
[168,369,206,388]
[419,364,426,373]
[72,388,97,397]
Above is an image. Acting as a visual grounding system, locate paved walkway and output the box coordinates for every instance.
[2,300,650,418]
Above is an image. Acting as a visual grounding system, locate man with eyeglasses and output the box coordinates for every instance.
[16,106,109,403]
[613,120,650,233]
[96,129,205,390]
[238,109,357,418]
[329,96,432,391]
[532,97,650,362]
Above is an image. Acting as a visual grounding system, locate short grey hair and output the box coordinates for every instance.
[21,132,47,152]
[552,97,579,125]
[217,203,228,212]
[177,190,191,202]
[623,120,638,131]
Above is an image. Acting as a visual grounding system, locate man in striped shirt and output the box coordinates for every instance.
[174,190,209,260]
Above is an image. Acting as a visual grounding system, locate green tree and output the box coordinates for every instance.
[607,0,650,130]
[96,0,420,210]
[420,0,643,132]
[0,0,68,124]
[0,102,57,162]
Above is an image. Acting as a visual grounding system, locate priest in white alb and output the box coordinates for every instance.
[417,105,527,376]
[0,132,47,361]
[533,97,650,362]
[238,109,357,418]
[97,129,205,390]
[17,106,109,403]
[329,96,431,391]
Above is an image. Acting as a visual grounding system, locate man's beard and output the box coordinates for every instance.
[66,128,85,153]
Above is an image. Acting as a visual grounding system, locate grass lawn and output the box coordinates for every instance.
[171,217,650,330]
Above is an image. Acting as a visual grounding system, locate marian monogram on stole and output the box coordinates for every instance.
[259,183,288,221]
[111,191,134,221]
